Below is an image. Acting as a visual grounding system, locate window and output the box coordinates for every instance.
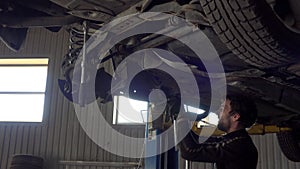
[184,104,219,126]
[113,96,148,124]
[0,58,49,122]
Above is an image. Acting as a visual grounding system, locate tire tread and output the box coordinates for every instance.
[199,0,297,68]
[277,131,300,162]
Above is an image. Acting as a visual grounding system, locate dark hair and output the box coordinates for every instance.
[226,94,258,128]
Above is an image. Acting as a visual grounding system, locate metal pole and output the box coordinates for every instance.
[78,21,88,106]
[59,161,140,167]
[185,160,192,169]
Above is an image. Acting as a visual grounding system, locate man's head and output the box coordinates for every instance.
[217,94,258,133]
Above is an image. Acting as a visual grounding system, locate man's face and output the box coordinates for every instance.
[217,99,232,132]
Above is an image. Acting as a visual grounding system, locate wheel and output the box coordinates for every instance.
[199,0,300,68]
[276,130,300,162]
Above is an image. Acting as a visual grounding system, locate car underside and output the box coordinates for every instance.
[1,0,300,162]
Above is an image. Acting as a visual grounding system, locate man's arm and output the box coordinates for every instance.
[177,119,246,163]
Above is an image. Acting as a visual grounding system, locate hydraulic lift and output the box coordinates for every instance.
[143,100,292,169]
[144,100,180,169]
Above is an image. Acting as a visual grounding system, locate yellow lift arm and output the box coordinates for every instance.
[192,123,292,136]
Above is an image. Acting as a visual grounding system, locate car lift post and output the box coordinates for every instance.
[144,102,179,169]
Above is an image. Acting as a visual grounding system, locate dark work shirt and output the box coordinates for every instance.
[179,129,258,169]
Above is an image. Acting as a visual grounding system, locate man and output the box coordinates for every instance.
[178,94,258,169]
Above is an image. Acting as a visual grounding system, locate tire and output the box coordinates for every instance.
[10,155,44,168]
[199,0,300,68]
[276,131,300,162]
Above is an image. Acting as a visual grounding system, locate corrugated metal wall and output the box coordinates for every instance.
[0,28,144,169]
[0,28,300,169]
[253,134,300,169]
